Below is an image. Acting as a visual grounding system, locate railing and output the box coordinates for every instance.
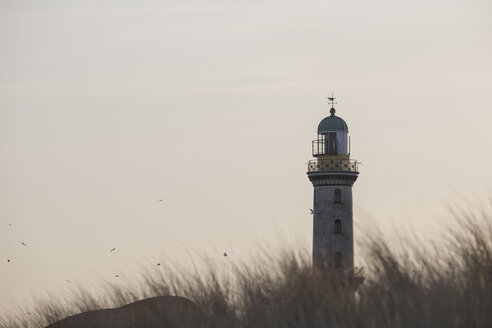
[313,139,326,156]
[312,139,347,156]
[307,159,359,173]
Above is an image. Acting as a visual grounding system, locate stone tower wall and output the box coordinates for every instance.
[308,172,357,271]
[312,185,354,269]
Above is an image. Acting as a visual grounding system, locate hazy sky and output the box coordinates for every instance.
[1,0,491,312]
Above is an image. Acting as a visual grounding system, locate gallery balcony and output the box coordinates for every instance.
[307,159,359,173]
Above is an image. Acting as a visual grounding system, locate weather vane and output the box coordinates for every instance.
[327,92,337,108]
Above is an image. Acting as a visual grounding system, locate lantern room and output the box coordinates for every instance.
[312,107,350,157]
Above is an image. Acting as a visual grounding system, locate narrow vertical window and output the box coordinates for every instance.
[335,219,342,234]
[334,189,341,204]
[327,132,338,154]
[335,252,342,267]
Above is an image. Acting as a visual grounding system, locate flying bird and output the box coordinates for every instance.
[157,263,161,266]
[110,248,116,252]
[66,280,72,283]
[309,209,314,215]
[21,242,27,247]
[115,275,120,278]
[223,252,228,257]
[158,198,166,203]
[7,259,10,263]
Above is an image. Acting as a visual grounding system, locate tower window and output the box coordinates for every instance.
[335,219,342,234]
[327,132,338,154]
[335,252,342,267]
[334,189,341,204]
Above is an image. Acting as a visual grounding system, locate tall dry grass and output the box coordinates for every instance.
[1,209,491,328]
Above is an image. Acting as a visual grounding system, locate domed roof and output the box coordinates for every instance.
[317,107,349,133]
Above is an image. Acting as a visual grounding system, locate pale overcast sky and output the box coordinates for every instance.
[1,0,491,312]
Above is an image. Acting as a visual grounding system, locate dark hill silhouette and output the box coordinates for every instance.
[45,296,204,328]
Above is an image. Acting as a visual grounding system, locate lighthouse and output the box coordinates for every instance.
[307,96,359,273]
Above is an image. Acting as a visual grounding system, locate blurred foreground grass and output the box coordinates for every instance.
[1,209,491,328]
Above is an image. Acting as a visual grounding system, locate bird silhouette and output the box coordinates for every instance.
[309,209,314,215]
[21,242,27,247]
[7,259,10,263]
[115,274,120,278]
[66,280,72,283]
[157,263,161,266]
[158,198,166,202]
[223,252,228,257]
[110,248,116,252]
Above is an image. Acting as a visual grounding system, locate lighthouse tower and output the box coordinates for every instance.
[307,96,359,273]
